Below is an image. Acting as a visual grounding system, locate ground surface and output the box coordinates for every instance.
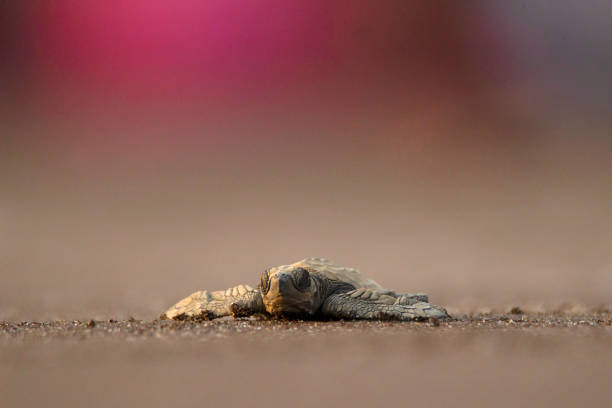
[2,313,612,408]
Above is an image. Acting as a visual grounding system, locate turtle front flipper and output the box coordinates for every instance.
[160,285,264,321]
[320,289,449,321]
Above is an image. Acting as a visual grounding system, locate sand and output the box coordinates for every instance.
[2,314,612,408]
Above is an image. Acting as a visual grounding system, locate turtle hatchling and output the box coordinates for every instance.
[161,258,449,321]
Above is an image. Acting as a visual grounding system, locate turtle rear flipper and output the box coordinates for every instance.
[395,293,429,305]
[161,285,264,321]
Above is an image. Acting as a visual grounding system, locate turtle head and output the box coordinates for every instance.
[259,266,324,316]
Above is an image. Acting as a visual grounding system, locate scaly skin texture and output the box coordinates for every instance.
[321,292,448,320]
[160,258,450,321]
[161,285,264,321]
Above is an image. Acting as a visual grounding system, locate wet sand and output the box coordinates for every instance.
[2,314,612,408]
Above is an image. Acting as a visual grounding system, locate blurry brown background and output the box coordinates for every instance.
[1,1,611,320]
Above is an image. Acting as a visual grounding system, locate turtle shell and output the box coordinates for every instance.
[272,257,383,290]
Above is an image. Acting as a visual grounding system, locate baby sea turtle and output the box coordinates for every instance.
[161,258,449,321]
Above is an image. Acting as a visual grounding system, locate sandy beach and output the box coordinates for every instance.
[3,2,612,407]
[2,313,612,408]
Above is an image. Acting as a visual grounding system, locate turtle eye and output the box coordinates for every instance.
[260,269,271,295]
[293,268,311,291]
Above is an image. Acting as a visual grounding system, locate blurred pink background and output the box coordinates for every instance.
[1,1,611,319]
